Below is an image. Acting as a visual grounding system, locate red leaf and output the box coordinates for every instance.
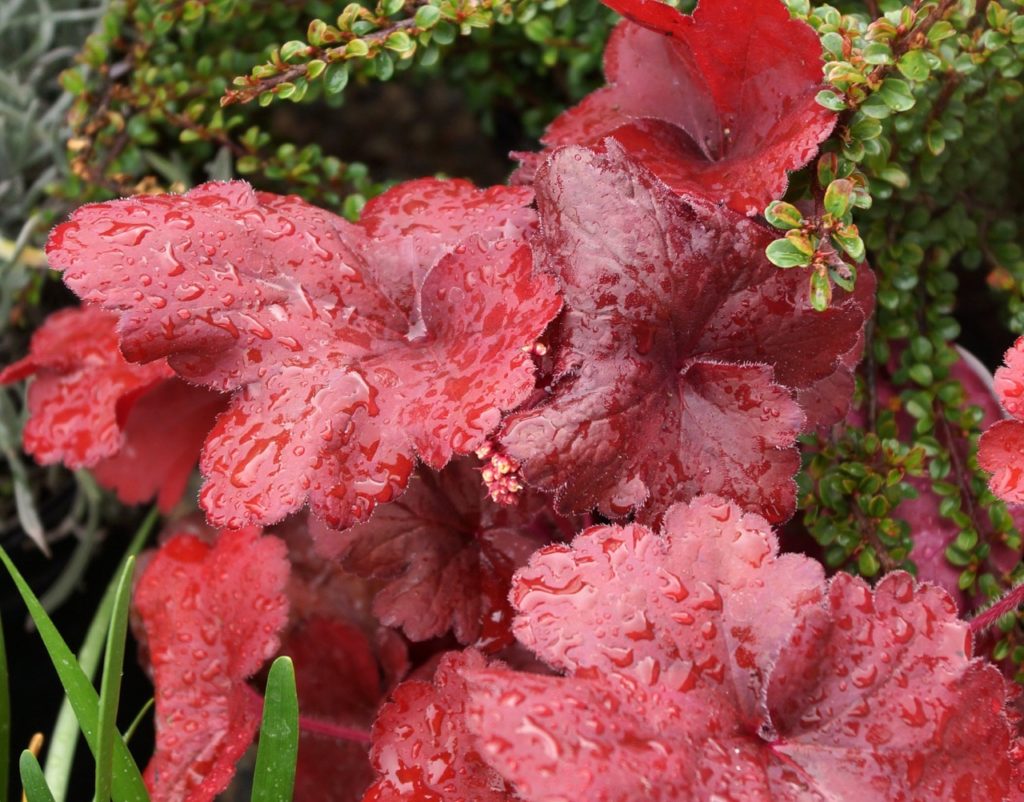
[459,495,1016,801]
[134,527,290,802]
[980,337,1024,503]
[331,458,565,649]
[284,616,381,802]
[979,420,1024,503]
[358,178,536,321]
[363,650,515,802]
[48,181,560,529]
[0,306,173,468]
[0,306,225,511]
[91,378,226,511]
[501,145,870,523]
[519,0,834,215]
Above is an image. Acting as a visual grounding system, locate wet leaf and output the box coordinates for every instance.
[457,495,1017,802]
[979,337,1024,503]
[48,180,560,530]
[0,306,173,469]
[516,0,836,215]
[0,306,225,512]
[134,527,290,802]
[363,651,514,802]
[330,459,569,649]
[501,145,873,524]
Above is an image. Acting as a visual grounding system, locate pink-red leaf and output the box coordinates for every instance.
[980,337,1024,503]
[330,458,566,649]
[0,306,173,468]
[364,650,515,802]
[0,306,225,511]
[48,181,560,529]
[501,145,871,523]
[519,0,834,215]
[458,494,1016,801]
[134,527,290,802]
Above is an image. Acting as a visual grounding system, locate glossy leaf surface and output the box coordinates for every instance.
[363,650,514,802]
[134,527,289,802]
[502,146,870,524]
[461,495,1015,801]
[332,459,564,649]
[48,181,560,529]
[520,0,834,215]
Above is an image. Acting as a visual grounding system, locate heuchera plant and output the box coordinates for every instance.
[5,0,1024,799]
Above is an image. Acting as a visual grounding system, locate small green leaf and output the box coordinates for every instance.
[764,201,804,230]
[927,20,955,44]
[823,178,853,217]
[857,547,881,577]
[897,49,931,81]
[821,32,845,57]
[324,62,350,93]
[815,89,847,111]
[858,94,892,119]
[766,238,812,268]
[849,115,882,141]
[876,164,910,189]
[279,40,308,62]
[829,261,857,292]
[414,5,441,27]
[306,59,327,79]
[345,38,369,57]
[908,363,934,386]
[384,31,414,53]
[809,270,832,311]
[20,752,56,802]
[878,78,915,111]
[381,0,404,14]
[861,41,893,64]
[831,225,865,261]
[431,20,456,44]
[817,153,838,186]
[251,657,299,802]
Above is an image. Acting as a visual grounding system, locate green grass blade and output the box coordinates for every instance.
[123,699,153,745]
[95,556,135,802]
[250,656,299,802]
[44,507,158,800]
[0,547,150,802]
[19,751,56,802]
[0,614,9,800]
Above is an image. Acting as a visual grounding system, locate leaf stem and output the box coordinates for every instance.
[243,683,372,744]
[970,582,1024,634]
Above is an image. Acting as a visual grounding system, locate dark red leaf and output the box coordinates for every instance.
[458,495,1016,801]
[134,527,290,802]
[48,181,560,529]
[330,458,566,649]
[518,0,834,215]
[284,616,381,802]
[501,145,870,524]
[363,650,515,802]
